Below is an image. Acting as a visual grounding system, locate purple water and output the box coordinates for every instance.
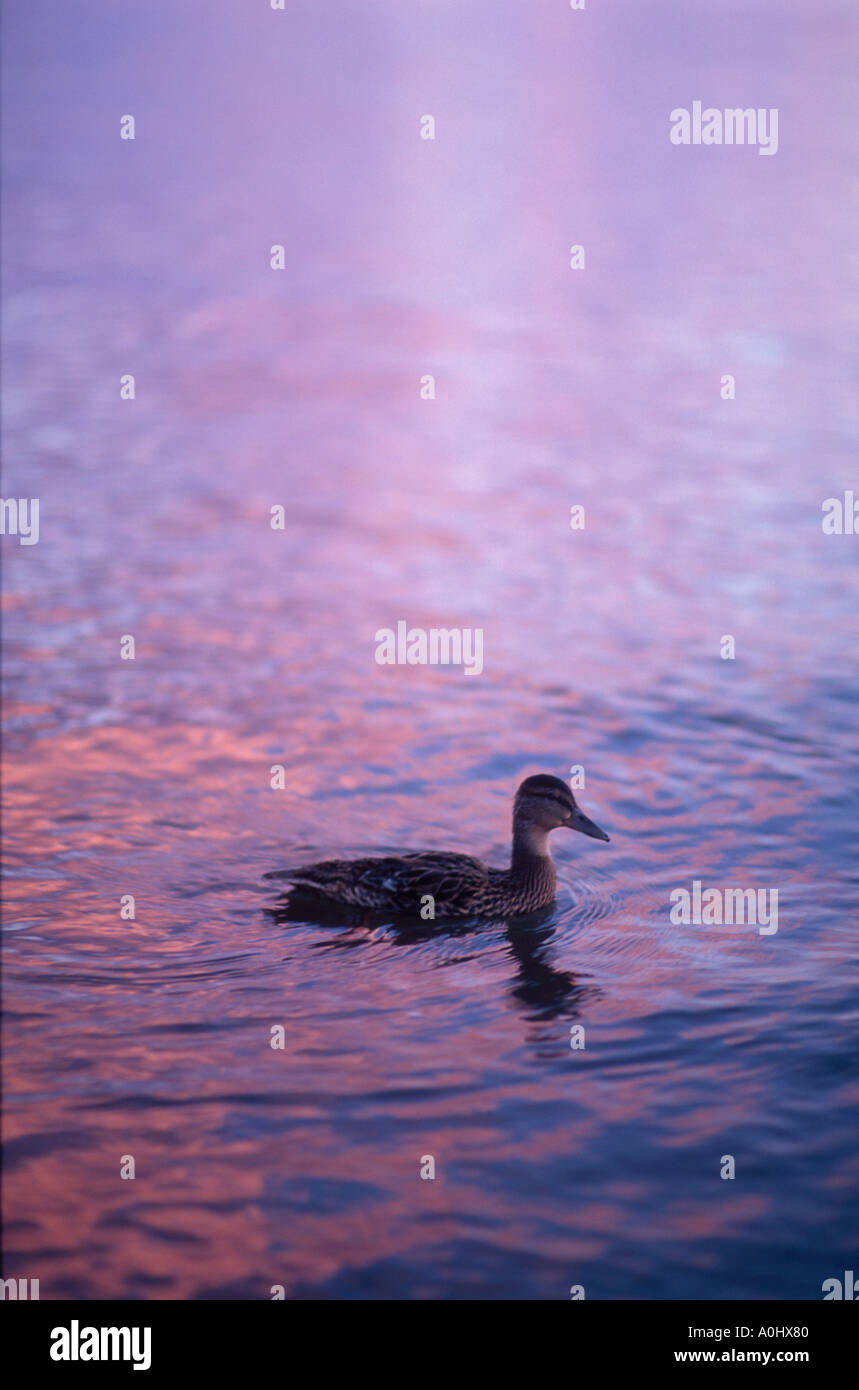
[2,0,857,1299]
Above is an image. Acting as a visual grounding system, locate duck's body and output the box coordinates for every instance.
[286,849,558,917]
[274,774,609,918]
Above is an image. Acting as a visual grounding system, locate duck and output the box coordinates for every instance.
[269,774,610,918]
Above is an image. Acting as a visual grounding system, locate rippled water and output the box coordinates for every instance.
[2,1,857,1299]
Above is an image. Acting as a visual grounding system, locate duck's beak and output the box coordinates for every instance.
[569,807,610,842]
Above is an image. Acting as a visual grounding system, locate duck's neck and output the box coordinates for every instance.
[510,822,554,873]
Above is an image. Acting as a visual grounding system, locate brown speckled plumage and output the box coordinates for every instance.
[269,774,610,919]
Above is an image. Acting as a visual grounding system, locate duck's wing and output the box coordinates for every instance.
[383,851,490,914]
[286,851,489,914]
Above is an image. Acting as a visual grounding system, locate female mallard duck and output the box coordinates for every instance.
[274,774,609,918]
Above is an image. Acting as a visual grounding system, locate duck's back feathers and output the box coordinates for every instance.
[287,851,491,915]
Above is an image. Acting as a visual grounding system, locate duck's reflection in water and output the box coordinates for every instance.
[503,906,599,1020]
[264,895,599,1023]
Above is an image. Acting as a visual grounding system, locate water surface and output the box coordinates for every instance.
[2,0,857,1299]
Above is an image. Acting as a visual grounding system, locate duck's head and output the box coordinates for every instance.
[514,774,610,842]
